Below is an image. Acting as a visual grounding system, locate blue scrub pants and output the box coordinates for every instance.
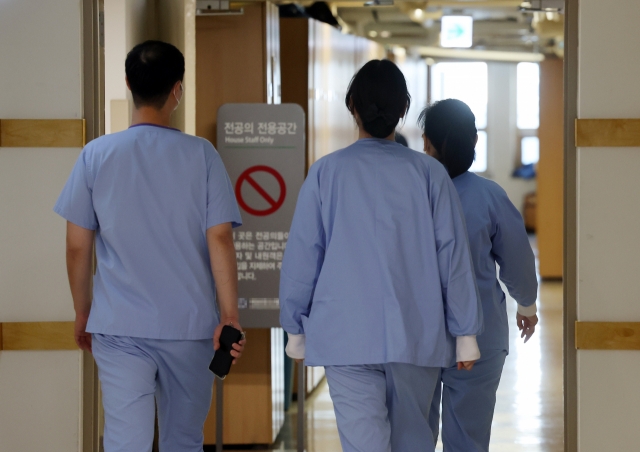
[325,363,440,452]
[429,350,507,452]
[92,334,215,452]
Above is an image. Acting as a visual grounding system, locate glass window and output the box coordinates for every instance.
[431,62,488,173]
[470,131,488,173]
[521,136,540,166]
[431,62,488,129]
[517,62,540,130]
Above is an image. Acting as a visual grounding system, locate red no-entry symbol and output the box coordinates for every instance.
[235,165,286,216]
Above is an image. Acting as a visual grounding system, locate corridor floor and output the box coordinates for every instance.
[269,278,564,452]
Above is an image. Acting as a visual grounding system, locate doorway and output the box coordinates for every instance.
[86,1,580,451]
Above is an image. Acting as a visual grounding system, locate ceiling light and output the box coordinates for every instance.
[519,0,563,13]
[413,9,424,19]
[368,30,378,38]
[380,30,391,38]
[393,47,407,57]
[364,0,394,6]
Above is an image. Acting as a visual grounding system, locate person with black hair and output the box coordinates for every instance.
[420,99,538,452]
[280,60,483,452]
[55,40,245,451]
[394,130,409,147]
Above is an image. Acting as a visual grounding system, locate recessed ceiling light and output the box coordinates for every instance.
[368,30,379,38]
[364,0,394,6]
[519,0,563,12]
[380,30,391,38]
[393,47,406,57]
[413,8,424,19]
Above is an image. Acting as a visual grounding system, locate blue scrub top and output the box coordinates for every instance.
[452,172,537,352]
[54,124,242,340]
[280,138,483,367]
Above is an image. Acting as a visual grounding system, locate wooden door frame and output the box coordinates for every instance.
[563,0,578,451]
[82,0,104,451]
[77,1,582,450]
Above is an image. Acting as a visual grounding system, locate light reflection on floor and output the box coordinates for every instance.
[269,271,564,451]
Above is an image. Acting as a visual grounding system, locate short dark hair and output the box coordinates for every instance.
[125,40,185,109]
[345,60,411,139]
[419,99,477,178]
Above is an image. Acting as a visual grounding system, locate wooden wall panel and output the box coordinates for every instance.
[537,58,564,278]
[196,4,282,445]
[280,18,310,168]
[0,119,85,148]
[308,22,384,162]
[1,322,76,351]
[195,3,269,147]
[203,328,274,445]
[576,322,640,350]
[576,119,640,147]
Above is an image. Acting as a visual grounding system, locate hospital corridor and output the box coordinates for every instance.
[2,1,640,452]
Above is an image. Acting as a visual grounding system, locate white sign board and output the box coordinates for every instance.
[441,16,473,48]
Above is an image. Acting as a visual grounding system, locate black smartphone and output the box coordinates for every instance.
[209,325,244,380]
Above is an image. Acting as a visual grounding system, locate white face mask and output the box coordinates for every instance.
[173,83,183,110]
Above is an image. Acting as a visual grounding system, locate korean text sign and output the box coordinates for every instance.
[217,103,305,303]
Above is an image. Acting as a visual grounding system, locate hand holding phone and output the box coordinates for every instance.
[209,325,245,379]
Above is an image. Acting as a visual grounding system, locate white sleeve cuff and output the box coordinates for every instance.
[517,302,538,317]
[456,335,481,362]
[285,333,305,360]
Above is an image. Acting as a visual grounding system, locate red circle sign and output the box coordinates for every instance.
[235,165,286,216]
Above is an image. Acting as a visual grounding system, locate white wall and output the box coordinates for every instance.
[0,0,84,450]
[0,351,81,451]
[157,0,196,135]
[104,0,128,134]
[0,149,80,321]
[104,0,157,134]
[396,53,428,152]
[576,0,640,449]
[486,62,536,214]
[309,23,384,162]
[104,0,196,135]
[427,61,536,213]
[0,1,82,120]
[0,0,81,320]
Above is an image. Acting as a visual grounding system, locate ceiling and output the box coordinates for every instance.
[290,0,565,59]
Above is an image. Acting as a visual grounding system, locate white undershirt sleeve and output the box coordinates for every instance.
[517,302,538,317]
[285,333,306,360]
[456,335,481,362]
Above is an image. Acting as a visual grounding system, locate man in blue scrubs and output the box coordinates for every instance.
[55,41,244,451]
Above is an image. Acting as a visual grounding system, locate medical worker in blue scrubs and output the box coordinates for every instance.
[420,99,539,452]
[55,41,245,452]
[279,60,484,452]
